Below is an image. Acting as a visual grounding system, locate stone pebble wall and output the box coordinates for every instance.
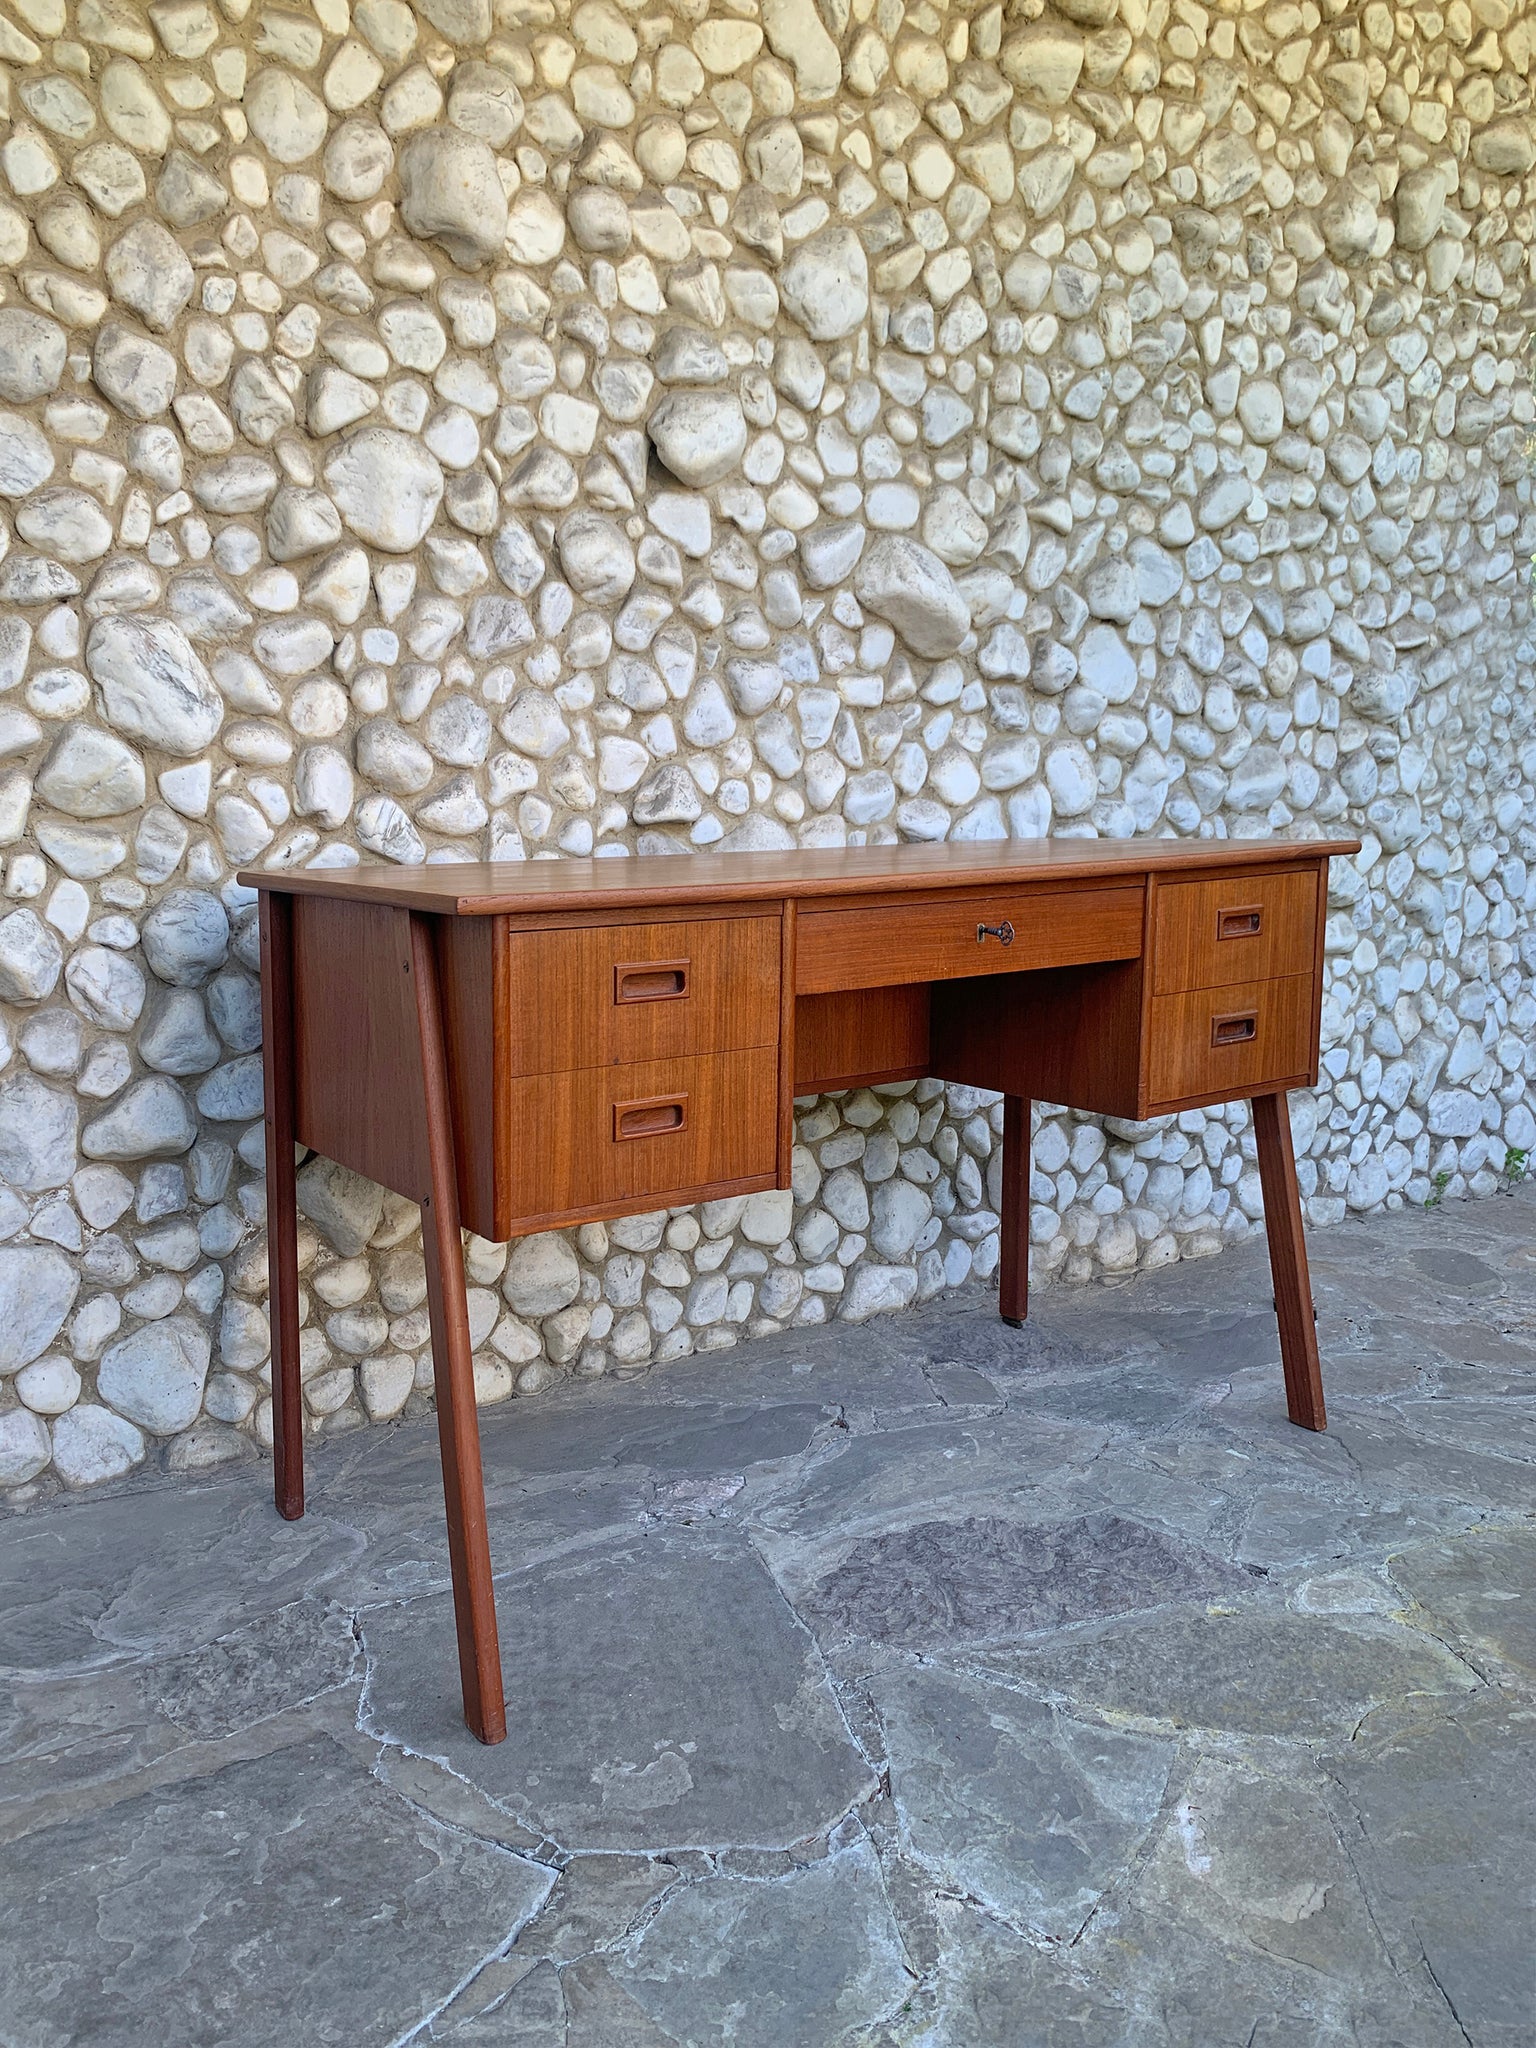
[0,0,1532,1496]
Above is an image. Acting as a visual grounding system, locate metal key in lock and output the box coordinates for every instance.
[977,921,1015,946]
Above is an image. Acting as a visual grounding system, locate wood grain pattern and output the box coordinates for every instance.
[777,902,796,1184]
[490,1170,779,1243]
[1145,974,1315,1108]
[292,894,429,1202]
[411,915,507,1744]
[258,891,303,1522]
[1252,1089,1327,1431]
[931,960,1147,1120]
[499,1045,778,1224]
[794,985,931,1094]
[1308,860,1329,1076]
[240,837,1360,917]
[1153,867,1321,994]
[796,885,1143,995]
[999,1094,1031,1326]
[1135,873,1159,1111]
[502,914,779,1075]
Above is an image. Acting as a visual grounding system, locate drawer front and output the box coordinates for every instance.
[1153,868,1317,995]
[502,1046,778,1223]
[503,915,780,1074]
[796,886,1143,995]
[1147,974,1316,1108]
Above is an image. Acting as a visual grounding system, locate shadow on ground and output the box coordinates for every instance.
[3,1189,1534,2046]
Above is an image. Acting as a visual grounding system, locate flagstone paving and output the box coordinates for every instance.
[3,1188,1533,2047]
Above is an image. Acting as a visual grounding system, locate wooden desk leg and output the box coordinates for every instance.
[410,914,508,1746]
[1252,1090,1327,1432]
[999,1093,1032,1327]
[260,891,304,1521]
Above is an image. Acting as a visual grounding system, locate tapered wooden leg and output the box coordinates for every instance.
[999,1093,1032,1327]
[1252,1091,1327,1432]
[410,915,507,1746]
[260,892,304,1520]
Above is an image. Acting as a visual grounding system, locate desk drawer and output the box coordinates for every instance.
[1146,973,1315,1108]
[503,915,779,1074]
[1153,869,1317,994]
[796,886,1143,995]
[502,1046,778,1223]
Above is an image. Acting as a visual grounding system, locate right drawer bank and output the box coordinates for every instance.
[1146,865,1323,1112]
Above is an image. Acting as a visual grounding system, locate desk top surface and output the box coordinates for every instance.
[241,836,1360,918]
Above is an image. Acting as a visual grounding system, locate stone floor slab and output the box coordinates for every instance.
[976,1607,1482,1740]
[870,1660,1173,1940]
[1323,1691,1536,2048]
[0,1597,360,1839]
[798,1510,1244,1655]
[0,1487,365,1675]
[0,1734,551,2048]
[360,1523,875,1853]
[1388,1526,1536,1679]
[602,1827,915,2047]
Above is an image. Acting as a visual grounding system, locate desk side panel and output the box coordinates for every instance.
[292,895,431,1202]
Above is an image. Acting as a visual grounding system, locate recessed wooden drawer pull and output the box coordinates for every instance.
[614,1093,688,1140]
[1217,905,1263,941]
[977,921,1015,946]
[614,960,689,1004]
[1211,1010,1258,1047]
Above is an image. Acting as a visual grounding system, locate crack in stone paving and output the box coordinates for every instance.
[1414,1929,1479,2048]
[2,1190,1532,2046]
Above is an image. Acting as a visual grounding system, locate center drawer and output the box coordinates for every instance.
[796,886,1143,995]
[501,1046,778,1225]
[502,914,780,1074]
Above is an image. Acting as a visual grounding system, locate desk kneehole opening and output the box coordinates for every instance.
[1211,1009,1259,1048]
[614,1092,688,1140]
[614,960,690,1004]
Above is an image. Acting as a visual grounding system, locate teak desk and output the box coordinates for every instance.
[246,837,1359,1743]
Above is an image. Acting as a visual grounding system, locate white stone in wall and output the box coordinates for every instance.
[51,1405,146,1487]
[556,510,636,605]
[296,1157,385,1259]
[0,410,54,497]
[0,1245,79,1375]
[0,909,63,1004]
[854,539,970,660]
[87,617,224,756]
[0,1071,77,1191]
[81,1077,197,1161]
[780,229,869,342]
[91,321,177,420]
[36,726,146,819]
[105,219,195,333]
[648,392,749,489]
[504,1233,581,1317]
[97,1318,211,1435]
[323,426,445,550]
[0,309,67,403]
[0,1410,52,1486]
[397,127,507,266]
